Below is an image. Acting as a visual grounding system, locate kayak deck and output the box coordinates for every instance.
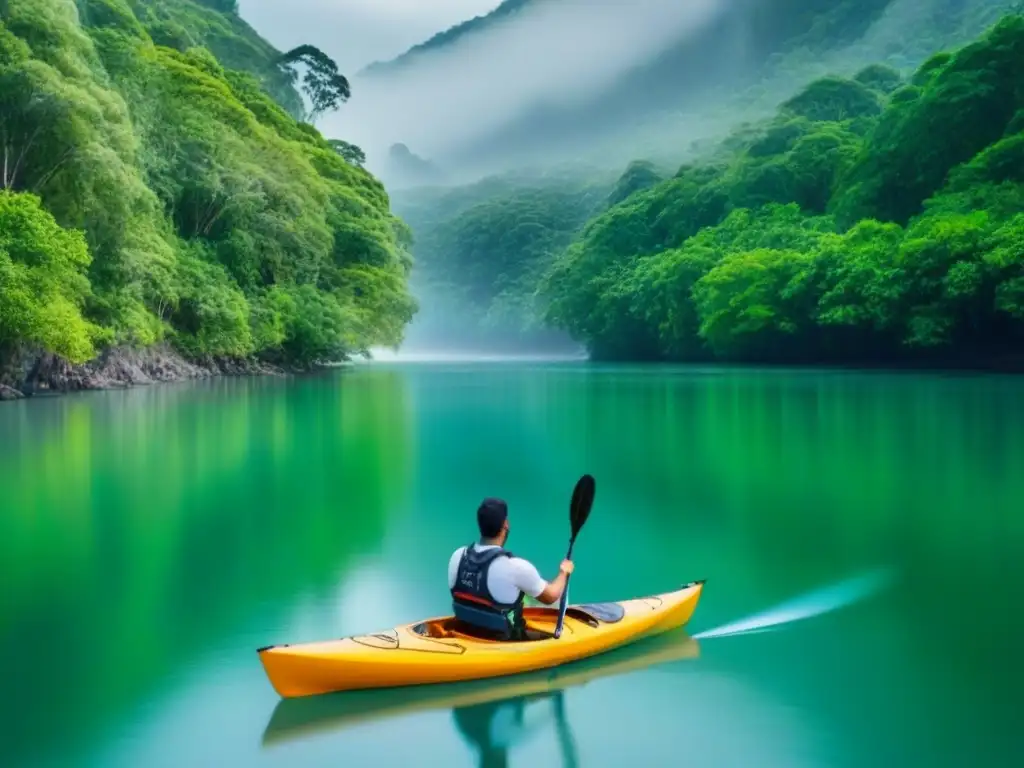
[410,600,627,642]
[258,580,705,698]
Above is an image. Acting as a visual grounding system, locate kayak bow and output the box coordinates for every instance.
[257,580,705,698]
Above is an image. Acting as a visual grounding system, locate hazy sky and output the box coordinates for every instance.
[238,0,733,177]
[238,0,503,73]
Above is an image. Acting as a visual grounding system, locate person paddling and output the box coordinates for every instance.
[448,498,574,640]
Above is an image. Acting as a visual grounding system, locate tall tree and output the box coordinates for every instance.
[0,66,78,193]
[327,139,365,167]
[278,45,350,123]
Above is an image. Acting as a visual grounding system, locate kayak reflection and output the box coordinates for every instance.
[260,629,700,751]
[452,689,578,768]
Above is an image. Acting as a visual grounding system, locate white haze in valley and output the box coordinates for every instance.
[317,0,735,170]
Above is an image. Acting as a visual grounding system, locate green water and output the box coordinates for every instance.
[2,363,1023,767]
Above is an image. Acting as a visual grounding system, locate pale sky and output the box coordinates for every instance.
[238,0,503,73]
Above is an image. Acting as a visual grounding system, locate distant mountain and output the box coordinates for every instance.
[360,0,533,77]
[364,0,883,80]
[354,0,1017,169]
[385,143,446,186]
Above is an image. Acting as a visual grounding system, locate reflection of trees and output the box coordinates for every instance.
[561,368,1024,716]
[561,369,1024,572]
[0,369,412,764]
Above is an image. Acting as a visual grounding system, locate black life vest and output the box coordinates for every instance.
[451,543,526,639]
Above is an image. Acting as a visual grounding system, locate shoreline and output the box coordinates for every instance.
[0,344,325,401]
[4,345,1022,403]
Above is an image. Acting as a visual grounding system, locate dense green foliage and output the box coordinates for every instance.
[0,0,414,368]
[0,192,99,360]
[539,14,1024,364]
[397,10,1024,365]
[121,0,304,116]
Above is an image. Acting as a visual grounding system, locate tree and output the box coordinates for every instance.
[0,63,77,192]
[327,139,365,167]
[780,76,883,123]
[195,0,239,13]
[278,45,350,123]
[0,191,98,362]
[606,161,664,207]
[854,64,903,94]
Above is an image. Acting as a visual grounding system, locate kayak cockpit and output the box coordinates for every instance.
[411,618,527,642]
[411,603,627,642]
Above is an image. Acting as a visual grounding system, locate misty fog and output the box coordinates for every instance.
[264,0,1012,354]
[238,0,503,73]
[390,270,583,356]
[305,0,1004,187]
[320,0,733,171]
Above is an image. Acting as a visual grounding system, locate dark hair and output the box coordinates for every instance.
[477,497,508,539]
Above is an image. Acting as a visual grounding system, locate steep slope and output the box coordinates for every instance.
[123,0,306,116]
[0,0,415,395]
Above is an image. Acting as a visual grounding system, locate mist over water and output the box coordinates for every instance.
[380,270,585,358]
[363,347,585,363]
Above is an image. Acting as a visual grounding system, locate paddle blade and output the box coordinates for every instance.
[569,474,596,539]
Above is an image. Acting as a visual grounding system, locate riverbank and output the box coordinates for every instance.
[0,3,415,398]
[0,344,298,400]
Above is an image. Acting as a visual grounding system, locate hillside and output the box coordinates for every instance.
[356,0,1019,169]
[360,0,529,77]
[401,11,1024,367]
[0,0,415,396]
[122,0,306,116]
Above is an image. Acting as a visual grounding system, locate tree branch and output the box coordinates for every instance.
[31,147,75,192]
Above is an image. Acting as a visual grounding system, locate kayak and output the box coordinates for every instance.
[257,579,704,698]
[262,628,700,746]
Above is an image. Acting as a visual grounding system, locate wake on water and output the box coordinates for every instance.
[692,568,895,640]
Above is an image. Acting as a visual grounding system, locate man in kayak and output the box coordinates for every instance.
[448,497,574,641]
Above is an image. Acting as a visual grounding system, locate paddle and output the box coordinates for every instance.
[553,474,596,639]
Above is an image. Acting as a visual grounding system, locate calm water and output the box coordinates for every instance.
[2,363,1022,767]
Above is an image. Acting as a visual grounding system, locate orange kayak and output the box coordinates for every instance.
[257,580,704,698]
[262,627,700,746]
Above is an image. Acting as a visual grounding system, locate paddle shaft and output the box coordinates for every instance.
[552,538,576,638]
[553,473,594,640]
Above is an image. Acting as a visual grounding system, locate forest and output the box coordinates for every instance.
[401,6,1024,366]
[0,0,415,392]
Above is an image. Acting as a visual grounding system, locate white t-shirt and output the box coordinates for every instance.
[448,544,548,604]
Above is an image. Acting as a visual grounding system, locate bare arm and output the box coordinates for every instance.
[535,560,575,605]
